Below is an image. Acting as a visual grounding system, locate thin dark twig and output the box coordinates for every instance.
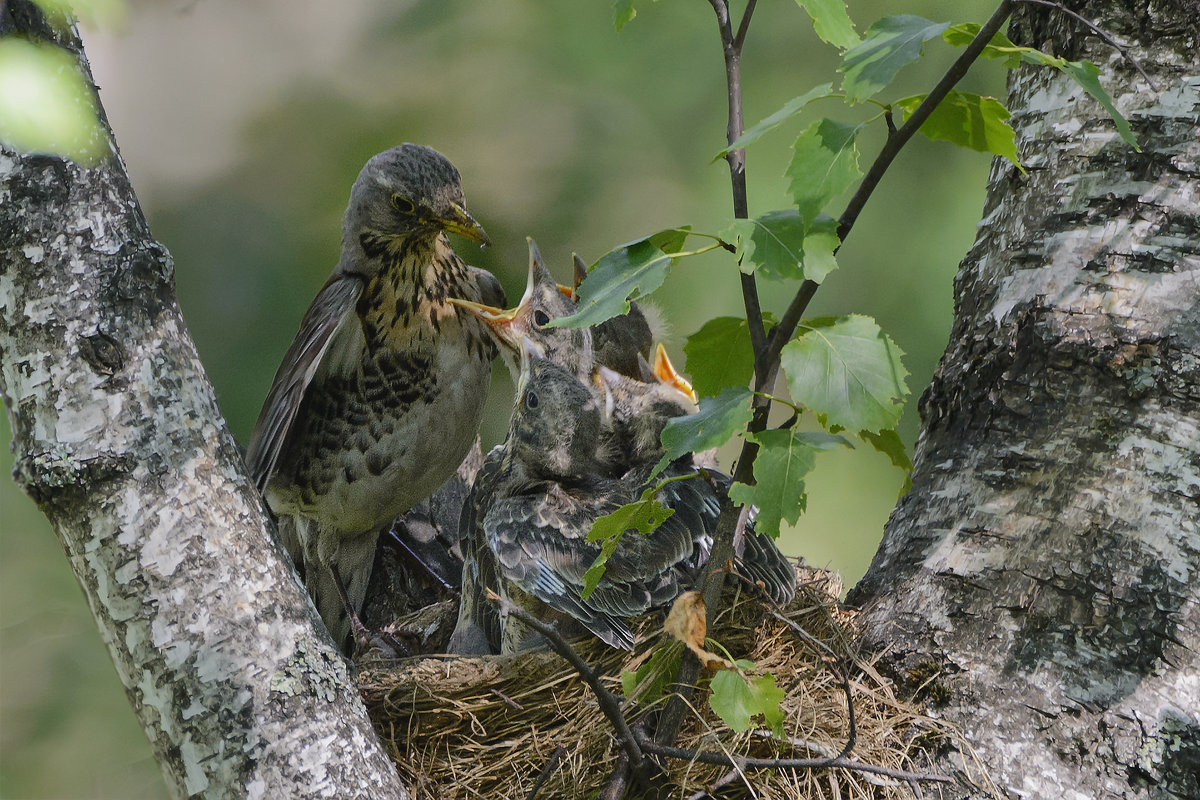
[685,767,744,800]
[633,728,951,783]
[732,0,759,51]
[708,0,768,375]
[490,688,524,711]
[525,745,567,800]
[489,591,643,766]
[1016,0,1158,90]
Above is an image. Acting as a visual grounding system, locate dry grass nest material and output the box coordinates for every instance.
[358,566,974,799]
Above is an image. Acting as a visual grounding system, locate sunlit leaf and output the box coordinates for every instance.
[782,315,909,433]
[942,27,1139,150]
[710,668,785,736]
[798,214,840,283]
[0,39,106,163]
[554,228,691,329]
[840,15,949,102]
[794,0,861,50]
[729,429,816,539]
[653,386,754,476]
[715,82,835,159]
[786,120,862,223]
[895,90,1021,167]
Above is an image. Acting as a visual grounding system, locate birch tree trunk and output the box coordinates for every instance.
[0,5,408,798]
[851,2,1200,797]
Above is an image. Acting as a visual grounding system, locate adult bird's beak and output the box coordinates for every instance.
[439,202,492,247]
[653,343,698,404]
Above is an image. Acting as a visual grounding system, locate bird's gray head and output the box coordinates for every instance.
[451,238,594,380]
[593,348,697,467]
[341,144,490,267]
[509,347,603,480]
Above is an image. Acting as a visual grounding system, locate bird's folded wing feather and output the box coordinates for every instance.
[485,488,695,647]
[246,273,364,491]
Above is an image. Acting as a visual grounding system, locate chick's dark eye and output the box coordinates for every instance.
[391,194,415,215]
[533,310,551,329]
[524,391,539,409]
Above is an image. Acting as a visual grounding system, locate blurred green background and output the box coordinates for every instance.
[1,0,1000,795]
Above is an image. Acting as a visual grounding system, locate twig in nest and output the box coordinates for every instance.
[487,590,643,767]
[1016,0,1158,90]
[685,767,742,800]
[525,744,566,800]
[490,688,524,711]
[632,727,951,784]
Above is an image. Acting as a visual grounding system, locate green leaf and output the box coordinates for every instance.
[724,211,840,283]
[613,0,637,31]
[653,386,754,476]
[798,214,840,283]
[895,90,1021,168]
[859,428,913,493]
[943,28,1139,151]
[716,83,836,159]
[684,316,758,397]
[794,0,861,50]
[781,315,909,433]
[796,431,855,450]
[1059,59,1139,150]
[840,15,949,102]
[725,210,805,281]
[943,22,1024,67]
[729,429,817,539]
[554,228,690,329]
[583,486,676,599]
[0,39,106,163]
[709,669,786,736]
[786,120,862,223]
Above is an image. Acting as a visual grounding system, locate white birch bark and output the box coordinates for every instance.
[851,2,1200,797]
[0,5,409,798]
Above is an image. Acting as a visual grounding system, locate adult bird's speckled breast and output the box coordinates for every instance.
[246,143,504,650]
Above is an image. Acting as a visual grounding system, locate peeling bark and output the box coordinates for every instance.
[852,2,1200,798]
[0,5,408,799]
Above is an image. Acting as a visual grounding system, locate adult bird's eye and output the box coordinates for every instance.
[391,194,415,215]
[533,310,551,329]
[525,391,539,409]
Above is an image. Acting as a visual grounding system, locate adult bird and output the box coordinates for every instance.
[246,144,504,651]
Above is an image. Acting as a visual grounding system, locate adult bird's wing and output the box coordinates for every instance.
[246,273,364,492]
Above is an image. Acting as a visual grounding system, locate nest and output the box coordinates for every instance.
[358,566,983,799]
